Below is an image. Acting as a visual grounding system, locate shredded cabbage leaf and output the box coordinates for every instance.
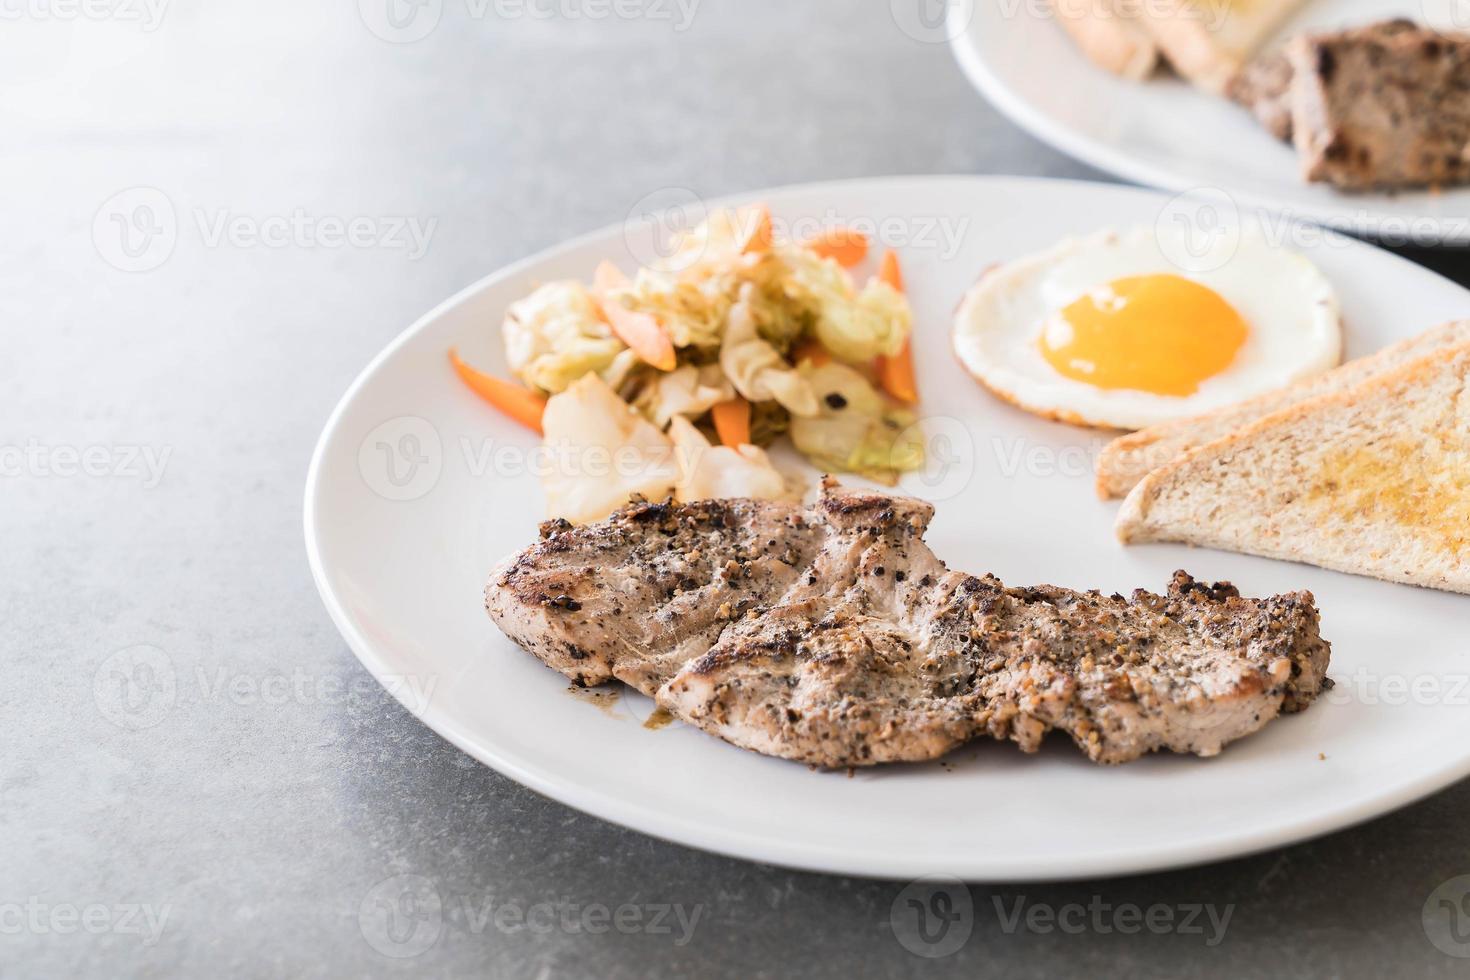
[540,374,678,523]
[615,268,730,351]
[789,362,924,485]
[720,285,819,417]
[636,364,735,429]
[502,282,628,395]
[669,416,794,504]
[772,247,909,363]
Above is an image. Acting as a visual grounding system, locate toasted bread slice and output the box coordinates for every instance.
[1051,0,1159,80]
[1097,321,1470,499]
[1116,342,1470,594]
[1140,0,1309,93]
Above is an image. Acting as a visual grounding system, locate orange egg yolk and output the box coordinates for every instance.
[1038,274,1249,397]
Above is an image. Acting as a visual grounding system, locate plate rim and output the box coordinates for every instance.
[304,173,1470,881]
[945,5,1470,248]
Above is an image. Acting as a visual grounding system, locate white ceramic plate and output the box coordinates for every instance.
[305,176,1470,881]
[949,0,1470,246]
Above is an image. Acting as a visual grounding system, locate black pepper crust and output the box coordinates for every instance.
[487,484,1333,768]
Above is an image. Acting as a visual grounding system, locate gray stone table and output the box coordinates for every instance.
[5,1,1469,976]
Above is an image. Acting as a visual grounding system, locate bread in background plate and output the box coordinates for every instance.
[1096,321,1470,498]
[1115,339,1470,594]
[1138,0,1311,93]
[1051,0,1160,80]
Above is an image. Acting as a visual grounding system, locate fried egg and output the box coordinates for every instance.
[952,227,1342,430]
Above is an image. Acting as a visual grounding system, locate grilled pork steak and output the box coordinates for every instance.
[486,484,1332,767]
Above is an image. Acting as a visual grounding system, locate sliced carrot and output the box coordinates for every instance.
[790,339,831,368]
[601,301,677,371]
[873,250,918,404]
[710,397,752,447]
[878,249,904,292]
[803,228,870,268]
[593,259,628,293]
[877,343,918,404]
[738,205,774,255]
[449,350,546,434]
[589,261,677,371]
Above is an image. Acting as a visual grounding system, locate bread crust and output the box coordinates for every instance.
[1116,341,1470,594]
[1051,0,1159,80]
[1096,321,1470,499]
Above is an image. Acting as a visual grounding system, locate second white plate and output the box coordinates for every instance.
[949,0,1470,246]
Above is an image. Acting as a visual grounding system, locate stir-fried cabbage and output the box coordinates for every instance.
[668,417,793,504]
[615,268,730,351]
[493,209,921,510]
[540,374,678,523]
[773,247,909,363]
[502,282,628,395]
[658,207,748,275]
[720,285,819,417]
[789,362,924,485]
[651,210,912,364]
[636,364,735,428]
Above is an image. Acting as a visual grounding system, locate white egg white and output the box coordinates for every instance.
[952,226,1343,430]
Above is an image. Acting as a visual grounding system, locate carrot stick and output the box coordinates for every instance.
[877,343,918,405]
[593,259,628,293]
[710,397,752,447]
[739,205,774,255]
[449,350,546,434]
[590,262,677,371]
[873,251,918,404]
[803,229,870,268]
[878,249,904,291]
